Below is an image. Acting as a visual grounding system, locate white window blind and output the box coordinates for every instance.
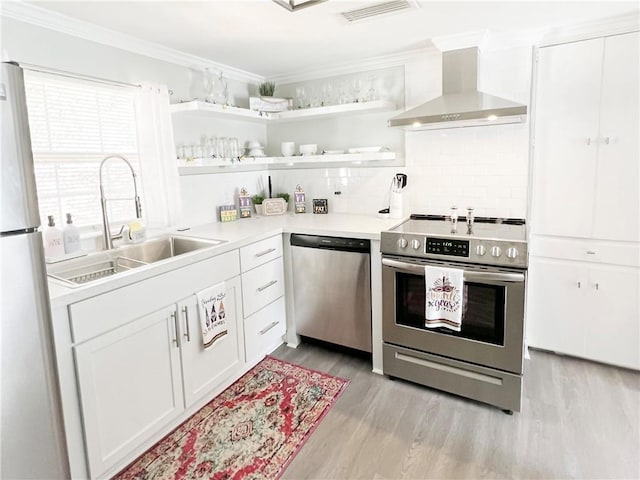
[24,71,142,229]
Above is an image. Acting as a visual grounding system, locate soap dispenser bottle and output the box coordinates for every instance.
[43,215,65,258]
[62,213,81,254]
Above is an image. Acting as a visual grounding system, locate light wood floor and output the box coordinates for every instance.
[273,343,640,480]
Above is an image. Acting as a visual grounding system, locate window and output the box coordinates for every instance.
[24,71,142,229]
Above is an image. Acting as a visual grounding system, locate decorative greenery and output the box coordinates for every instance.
[276,193,290,203]
[251,194,264,205]
[258,81,276,97]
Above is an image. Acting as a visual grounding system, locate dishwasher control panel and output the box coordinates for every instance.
[291,234,370,253]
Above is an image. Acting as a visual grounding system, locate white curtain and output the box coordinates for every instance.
[134,83,181,228]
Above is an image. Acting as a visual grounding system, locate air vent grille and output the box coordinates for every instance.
[340,0,416,22]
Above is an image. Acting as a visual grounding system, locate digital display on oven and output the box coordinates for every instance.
[426,237,469,257]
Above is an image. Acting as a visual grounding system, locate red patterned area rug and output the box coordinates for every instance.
[114,356,348,480]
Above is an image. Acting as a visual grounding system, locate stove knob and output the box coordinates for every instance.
[397,238,408,249]
[506,247,519,259]
[475,245,486,256]
[491,246,502,258]
[411,239,421,250]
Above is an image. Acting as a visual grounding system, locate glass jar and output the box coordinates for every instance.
[211,71,228,105]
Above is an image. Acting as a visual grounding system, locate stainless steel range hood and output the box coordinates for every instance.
[389,47,527,130]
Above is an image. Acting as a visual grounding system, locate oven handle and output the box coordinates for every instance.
[382,258,525,283]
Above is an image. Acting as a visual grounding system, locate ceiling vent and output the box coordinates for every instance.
[340,0,418,22]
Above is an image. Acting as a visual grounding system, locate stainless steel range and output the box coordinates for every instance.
[381,214,528,413]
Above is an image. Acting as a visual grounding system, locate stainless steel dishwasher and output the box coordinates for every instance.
[290,234,371,352]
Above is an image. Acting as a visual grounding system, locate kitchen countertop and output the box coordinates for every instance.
[48,212,401,307]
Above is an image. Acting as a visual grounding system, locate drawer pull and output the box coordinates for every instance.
[586,251,596,255]
[182,306,191,342]
[255,247,276,258]
[259,321,280,335]
[257,280,278,292]
[171,311,180,348]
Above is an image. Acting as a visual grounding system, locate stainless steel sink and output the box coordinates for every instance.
[117,236,224,264]
[47,254,147,286]
[48,235,225,287]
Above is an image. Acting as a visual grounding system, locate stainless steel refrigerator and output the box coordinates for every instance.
[1,61,70,478]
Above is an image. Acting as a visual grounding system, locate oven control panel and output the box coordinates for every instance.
[425,237,469,257]
[381,233,528,268]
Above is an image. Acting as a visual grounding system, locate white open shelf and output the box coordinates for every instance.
[177,151,398,175]
[170,99,395,123]
[169,101,270,123]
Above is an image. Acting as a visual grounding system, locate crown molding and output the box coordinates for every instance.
[431,30,490,52]
[0,1,265,84]
[269,47,439,84]
[538,9,640,47]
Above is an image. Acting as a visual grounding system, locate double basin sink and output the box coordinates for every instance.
[48,235,225,287]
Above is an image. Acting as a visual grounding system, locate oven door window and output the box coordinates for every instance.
[395,272,505,345]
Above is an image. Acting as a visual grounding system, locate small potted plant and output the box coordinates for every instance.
[252,194,265,215]
[250,81,291,112]
[258,81,276,97]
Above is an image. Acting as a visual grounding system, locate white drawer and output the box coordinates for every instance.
[241,257,285,317]
[530,236,639,267]
[240,235,283,273]
[244,296,286,363]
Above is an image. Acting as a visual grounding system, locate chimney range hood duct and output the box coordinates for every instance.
[389,47,527,130]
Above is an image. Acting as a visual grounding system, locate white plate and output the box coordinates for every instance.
[248,150,265,157]
[323,150,345,155]
[347,146,382,154]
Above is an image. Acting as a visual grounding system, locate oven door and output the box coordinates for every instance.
[382,255,526,374]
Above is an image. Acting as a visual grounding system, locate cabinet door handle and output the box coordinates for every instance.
[586,251,596,255]
[257,279,278,292]
[171,311,180,348]
[182,306,191,342]
[595,283,599,290]
[259,321,280,336]
[255,247,276,258]
[577,281,581,288]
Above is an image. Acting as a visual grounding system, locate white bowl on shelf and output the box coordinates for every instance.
[299,144,318,155]
[248,149,265,157]
[281,142,295,157]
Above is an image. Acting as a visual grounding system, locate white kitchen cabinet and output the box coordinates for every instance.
[177,276,244,408]
[592,33,640,242]
[527,257,640,370]
[528,31,640,370]
[240,235,287,362]
[532,31,639,242]
[70,250,245,478]
[584,264,640,369]
[74,305,184,477]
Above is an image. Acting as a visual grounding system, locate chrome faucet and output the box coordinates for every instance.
[99,154,142,250]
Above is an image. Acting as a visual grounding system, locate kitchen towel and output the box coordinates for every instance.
[425,266,464,332]
[196,282,228,348]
